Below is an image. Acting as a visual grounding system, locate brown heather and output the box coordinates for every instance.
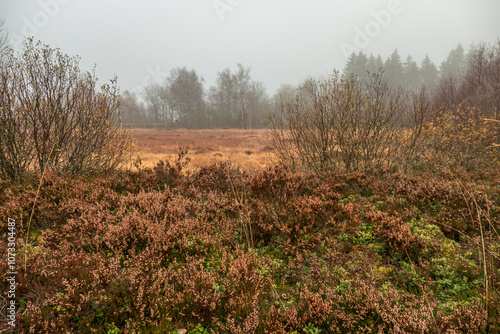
[0,151,499,333]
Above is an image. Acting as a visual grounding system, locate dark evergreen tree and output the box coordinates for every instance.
[374,55,384,73]
[343,52,357,76]
[343,51,368,78]
[420,54,439,88]
[440,43,466,78]
[366,54,381,75]
[355,51,368,77]
[384,49,404,87]
[402,55,421,91]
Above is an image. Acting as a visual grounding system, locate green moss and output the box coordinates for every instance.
[410,219,441,240]
[367,242,385,253]
[373,266,394,279]
[440,238,458,257]
[432,257,483,301]
[339,194,356,204]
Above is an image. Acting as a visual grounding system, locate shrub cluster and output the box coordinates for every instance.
[1,156,498,333]
[422,103,499,169]
[269,72,429,174]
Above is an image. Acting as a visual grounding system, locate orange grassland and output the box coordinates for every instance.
[127,128,277,172]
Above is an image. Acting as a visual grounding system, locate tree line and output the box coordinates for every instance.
[343,45,466,91]
[117,41,500,130]
[121,64,271,129]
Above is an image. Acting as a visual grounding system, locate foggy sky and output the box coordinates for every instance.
[1,0,499,98]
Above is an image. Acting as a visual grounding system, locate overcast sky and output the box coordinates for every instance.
[1,0,499,98]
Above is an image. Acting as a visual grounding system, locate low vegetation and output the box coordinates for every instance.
[0,152,499,333]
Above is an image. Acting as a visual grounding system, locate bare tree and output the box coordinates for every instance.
[208,64,269,128]
[273,84,297,105]
[119,91,148,123]
[462,41,500,119]
[208,68,238,127]
[142,83,171,123]
[434,41,500,120]
[484,40,500,119]
[167,67,205,129]
[246,80,269,129]
[430,41,500,168]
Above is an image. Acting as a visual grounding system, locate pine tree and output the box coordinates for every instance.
[354,51,368,78]
[420,54,439,88]
[440,43,466,78]
[343,52,357,76]
[384,49,404,87]
[402,55,421,91]
[366,54,384,75]
[374,55,384,73]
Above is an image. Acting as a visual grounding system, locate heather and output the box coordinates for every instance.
[1,154,499,333]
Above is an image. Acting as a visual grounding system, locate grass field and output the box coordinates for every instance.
[128,129,277,172]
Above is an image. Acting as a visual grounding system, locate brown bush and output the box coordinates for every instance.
[1,162,498,333]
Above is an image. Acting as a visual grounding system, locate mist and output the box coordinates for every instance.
[1,0,499,97]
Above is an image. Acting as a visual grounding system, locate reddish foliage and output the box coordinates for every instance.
[0,163,498,333]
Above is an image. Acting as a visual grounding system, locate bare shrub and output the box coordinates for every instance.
[434,40,500,120]
[269,71,429,174]
[0,38,132,181]
[429,40,500,169]
[463,40,500,119]
[0,19,9,61]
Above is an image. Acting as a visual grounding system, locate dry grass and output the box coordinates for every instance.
[127,129,277,172]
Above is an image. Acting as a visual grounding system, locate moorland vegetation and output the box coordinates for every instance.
[0,39,499,333]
